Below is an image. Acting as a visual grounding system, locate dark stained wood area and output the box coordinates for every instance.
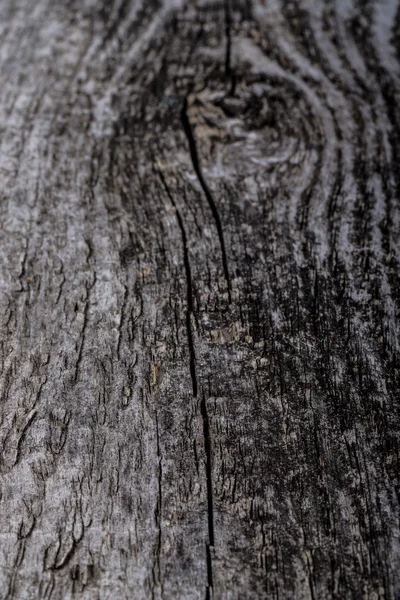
[0,0,400,598]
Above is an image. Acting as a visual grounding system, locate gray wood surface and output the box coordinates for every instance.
[0,0,400,598]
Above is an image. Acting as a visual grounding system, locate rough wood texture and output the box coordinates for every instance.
[0,0,399,598]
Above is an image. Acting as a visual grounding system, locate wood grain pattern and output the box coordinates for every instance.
[0,1,399,598]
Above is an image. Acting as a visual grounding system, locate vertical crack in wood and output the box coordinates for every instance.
[181,97,232,304]
[158,170,214,599]
[152,409,163,598]
[201,388,215,600]
[73,271,97,384]
[157,170,197,396]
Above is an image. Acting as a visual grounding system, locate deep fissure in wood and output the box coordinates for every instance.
[181,96,231,303]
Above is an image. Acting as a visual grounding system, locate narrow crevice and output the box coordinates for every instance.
[73,272,97,384]
[158,169,214,599]
[152,410,163,600]
[181,97,232,304]
[201,389,215,600]
[158,170,197,397]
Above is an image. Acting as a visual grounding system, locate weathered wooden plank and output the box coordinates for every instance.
[0,0,399,598]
